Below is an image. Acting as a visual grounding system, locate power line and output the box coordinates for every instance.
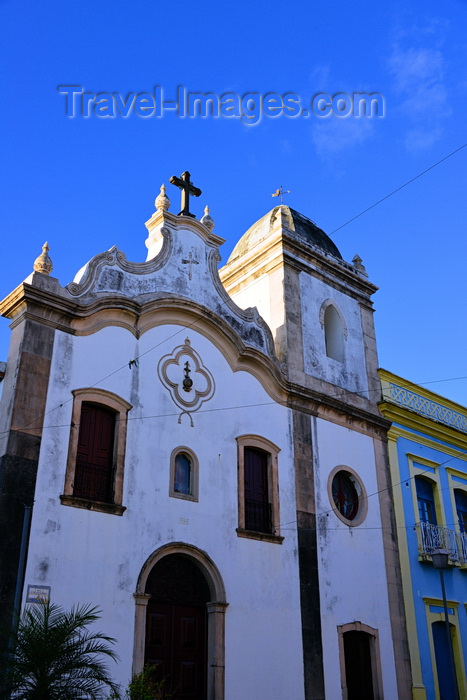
[329,142,467,236]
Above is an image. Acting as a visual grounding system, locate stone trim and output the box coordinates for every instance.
[236,528,284,544]
[59,494,126,515]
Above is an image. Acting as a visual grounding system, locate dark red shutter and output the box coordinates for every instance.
[74,403,115,502]
[244,448,271,533]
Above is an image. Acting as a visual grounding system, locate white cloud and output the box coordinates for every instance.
[388,21,450,151]
[310,65,331,91]
[312,116,374,157]
[403,127,442,152]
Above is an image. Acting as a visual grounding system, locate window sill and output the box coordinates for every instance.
[60,494,126,516]
[236,528,284,544]
[169,491,198,502]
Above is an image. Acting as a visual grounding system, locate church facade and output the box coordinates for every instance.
[0,177,411,699]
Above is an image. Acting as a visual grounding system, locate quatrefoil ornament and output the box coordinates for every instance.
[157,338,215,426]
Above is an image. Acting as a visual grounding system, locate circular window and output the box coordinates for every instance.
[328,467,367,526]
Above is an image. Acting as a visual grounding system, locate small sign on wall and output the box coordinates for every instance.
[26,585,51,604]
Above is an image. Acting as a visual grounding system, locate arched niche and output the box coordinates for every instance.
[320,299,348,363]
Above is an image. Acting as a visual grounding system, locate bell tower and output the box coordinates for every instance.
[220,205,380,407]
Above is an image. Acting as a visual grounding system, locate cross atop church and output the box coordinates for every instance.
[169,171,202,217]
[271,186,290,205]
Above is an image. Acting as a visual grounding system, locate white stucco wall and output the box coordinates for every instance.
[300,271,369,395]
[226,273,271,323]
[23,323,305,699]
[313,416,398,699]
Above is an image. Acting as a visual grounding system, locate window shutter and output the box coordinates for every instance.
[244,448,271,533]
[74,404,115,502]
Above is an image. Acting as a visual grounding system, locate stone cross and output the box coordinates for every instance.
[169,171,202,217]
[181,252,199,280]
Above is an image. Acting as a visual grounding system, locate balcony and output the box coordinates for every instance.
[415,521,467,565]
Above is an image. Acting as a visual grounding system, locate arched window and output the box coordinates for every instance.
[170,448,198,501]
[321,300,347,362]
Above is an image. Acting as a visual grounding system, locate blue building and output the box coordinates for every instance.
[379,370,467,700]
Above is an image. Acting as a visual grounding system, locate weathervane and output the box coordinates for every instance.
[169,171,202,217]
[271,186,290,205]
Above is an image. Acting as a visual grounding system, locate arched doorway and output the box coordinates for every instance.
[145,555,210,698]
[133,543,228,700]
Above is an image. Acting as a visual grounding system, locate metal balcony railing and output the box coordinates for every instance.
[415,521,462,563]
[245,499,272,534]
[73,460,113,503]
[457,530,467,564]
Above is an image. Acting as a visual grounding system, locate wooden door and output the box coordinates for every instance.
[146,600,206,698]
[144,555,210,699]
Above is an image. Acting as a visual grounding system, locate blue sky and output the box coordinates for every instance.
[1,0,466,405]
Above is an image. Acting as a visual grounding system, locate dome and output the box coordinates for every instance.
[228,206,342,262]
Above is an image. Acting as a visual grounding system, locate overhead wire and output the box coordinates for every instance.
[328,142,467,237]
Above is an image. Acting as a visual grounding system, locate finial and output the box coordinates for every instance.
[352,254,367,276]
[200,205,214,231]
[155,183,170,212]
[33,242,53,275]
